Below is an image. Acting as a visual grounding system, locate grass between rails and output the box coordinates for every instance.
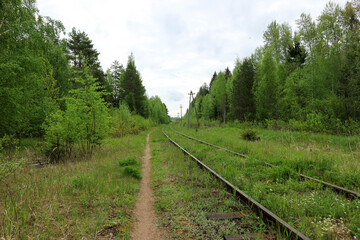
[171,125,360,192]
[167,125,360,239]
[0,133,147,239]
[150,128,276,240]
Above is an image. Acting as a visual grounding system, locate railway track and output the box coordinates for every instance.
[162,129,310,240]
[171,129,360,199]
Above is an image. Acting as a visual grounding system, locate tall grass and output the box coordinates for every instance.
[167,125,360,239]
[0,133,146,239]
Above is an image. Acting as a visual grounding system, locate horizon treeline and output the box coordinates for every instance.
[187,1,360,134]
[0,0,170,139]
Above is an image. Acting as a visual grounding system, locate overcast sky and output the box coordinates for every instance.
[37,0,348,117]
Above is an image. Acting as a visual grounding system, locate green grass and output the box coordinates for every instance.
[0,133,147,239]
[119,157,138,167]
[150,128,273,239]
[166,125,360,239]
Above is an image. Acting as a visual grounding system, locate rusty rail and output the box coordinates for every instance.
[171,129,360,199]
[162,129,310,240]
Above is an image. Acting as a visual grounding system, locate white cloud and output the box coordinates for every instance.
[37,0,348,117]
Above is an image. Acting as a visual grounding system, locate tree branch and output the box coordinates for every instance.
[0,29,9,37]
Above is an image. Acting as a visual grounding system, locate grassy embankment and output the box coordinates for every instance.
[164,125,360,239]
[151,128,273,239]
[0,133,146,239]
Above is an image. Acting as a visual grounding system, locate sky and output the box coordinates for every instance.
[37,0,348,117]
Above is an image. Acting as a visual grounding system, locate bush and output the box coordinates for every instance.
[305,112,326,133]
[43,66,110,162]
[123,166,142,179]
[119,157,138,166]
[288,119,306,131]
[0,134,19,158]
[241,129,260,141]
[110,104,153,137]
[265,119,286,131]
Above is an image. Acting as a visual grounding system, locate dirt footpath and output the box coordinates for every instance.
[130,133,165,240]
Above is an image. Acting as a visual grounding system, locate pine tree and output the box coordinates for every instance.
[67,28,100,69]
[67,28,107,97]
[108,60,124,107]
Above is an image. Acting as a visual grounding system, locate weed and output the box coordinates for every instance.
[0,133,147,239]
[241,129,260,141]
[123,166,142,179]
[119,157,137,166]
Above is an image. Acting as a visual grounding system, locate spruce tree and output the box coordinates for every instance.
[232,58,255,120]
[119,54,147,116]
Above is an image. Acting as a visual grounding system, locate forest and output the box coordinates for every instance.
[0,0,170,163]
[186,1,360,135]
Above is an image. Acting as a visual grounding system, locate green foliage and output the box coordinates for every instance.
[188,2,360,134]
[304,112,327,133]
[67,27,100,70]
[0,0,66,137]
[123,166,142,179]
[241,128,259,141]
[43,65,110,162]
[71,174,91,190]
[201,94,215,120]
[107,60,124,107]
[0,134,24,182]
[148,96,171,124]
[231,58,255,120]
[110,104,153,137]
[119,158,138,167]
[210,72,227,122]
[254,48,279,120]
[119,54,147,117]
[0,134,19,157]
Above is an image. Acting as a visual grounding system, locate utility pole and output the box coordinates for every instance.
[188,92,191,128]
[180,104,182,121]
[187,91,199,128]
[192,91,199,126]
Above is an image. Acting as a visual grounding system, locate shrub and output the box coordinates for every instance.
[123,166,142,179]
[0,134,19,158]
[305,112,326,133]
[43,66,110,162]
[119,157,138,166]
[110,104,153,137]
[265,119,286,131]
[241,129,260,141]
[288,119,306,131]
